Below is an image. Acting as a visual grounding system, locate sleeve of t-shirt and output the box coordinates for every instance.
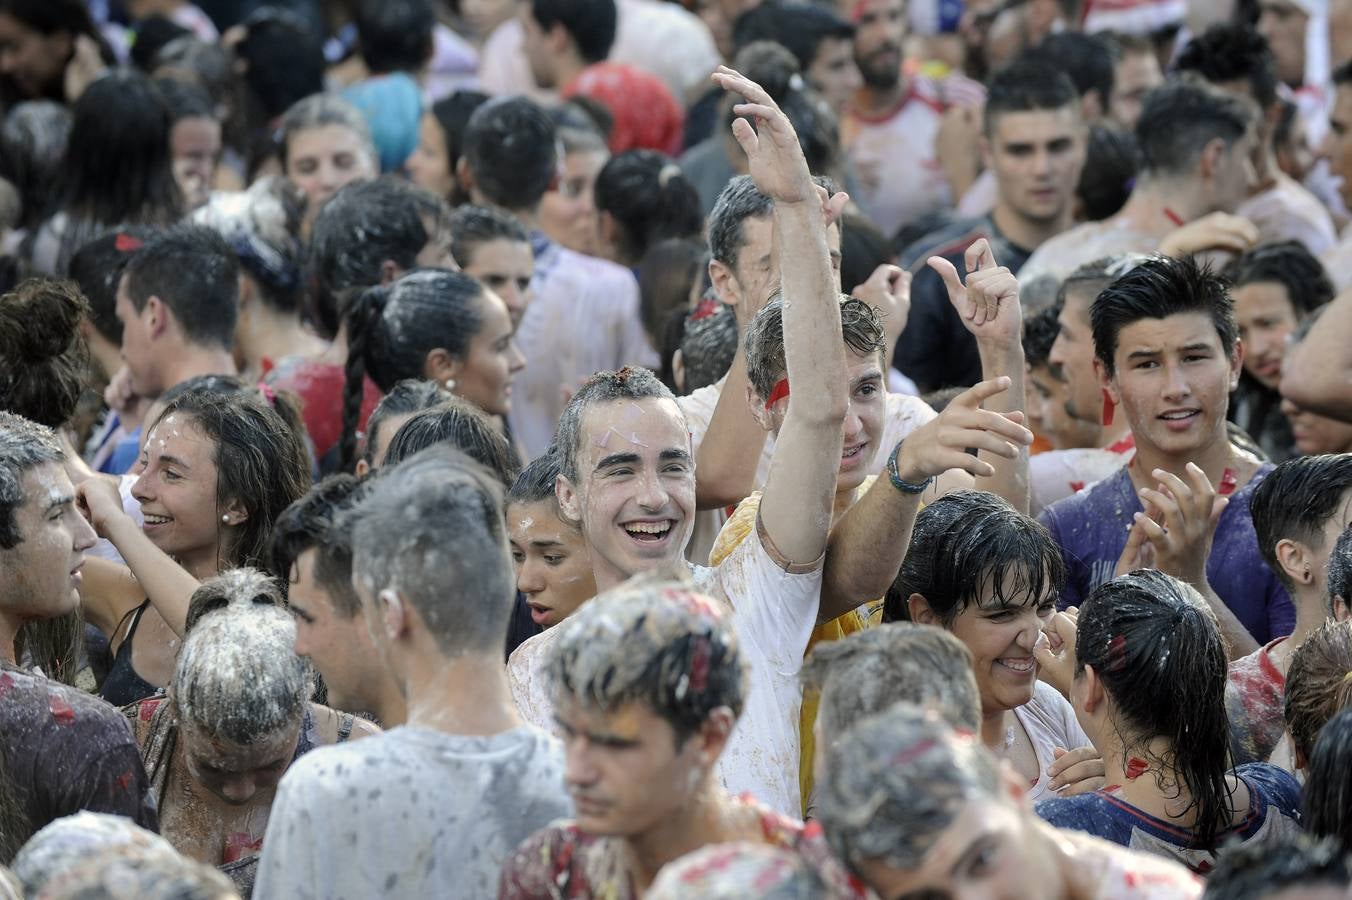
[714,513,823,671]
[254,764,324,900]
[1236,762,1304,822]
[1038,504,1084,609]
[63,742,158,833]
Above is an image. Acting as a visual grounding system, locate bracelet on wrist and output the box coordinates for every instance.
[887,439,934,495]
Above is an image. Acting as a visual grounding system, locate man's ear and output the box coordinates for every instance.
[708,258,741,311]
[144,295,170,341]
[907,592,938,626]
[694,707,736,767]
[455,156,476,197]
[1081,90,1104,123]
[237,272,254,312]
[672,348,687,394]
[1274,538,1314,587]
[1093,357,1120,407]
[377,588,410,642]
[1334,594,1350,623]
[979,133,994,172]
[743,381,775,433]
[1228,338,1244,392]
[556,473,582,526]
[1198,136,1227,184]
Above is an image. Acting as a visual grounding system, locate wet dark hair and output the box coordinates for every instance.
[1286,621,1352,766]
[1133,77,1254,178]
[637,237,705,351]
[67,229,155,346]
[1090,254,1237,376]
[61,71,183,230]
[839,213,889,300]
[1330,528,1352,616]
[448,204,530,269]
[1077,124,1142,222]
[1022,33,1112,114]
[882,490,1065,626]
[309,177,447,337]
[355,0,434,74]
[270,474,367,618]
[428,91,489,185]
[708,175,774,271]
[0,278,88,428]
[1251,455,1352,592]
[507,446,566,509]
[153,36,233,110]
[463,97,558,212]
[744,295,885,401]
[148,387,311,574]
[680,300,738,394]
[1076,569,1231,850]
[594,150,702,267]
[530,0,618,64]
[122,224,240,351]
[382,399,521,487]
[233,9,326,126]
[983,55,1080,135]
[341,269,490,473]
[0,101,71,231]
[1023,303,1062,370]
[0,411,63,550]
[130,16,192,73]
[1176,23,1279,110]
[731,1,853,75]
[555,367,676,483]
[1202,834,1352,899]
[1224,240,1333,315]
[360,378,447,467]
[1305,707,1352,855]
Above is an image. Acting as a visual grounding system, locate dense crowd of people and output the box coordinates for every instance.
[3,0,1352,896]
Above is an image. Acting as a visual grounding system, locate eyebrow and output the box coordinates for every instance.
[146,452,193,470]
[1126,342,1213,360]
[659,449,693,464]
[529,539,564,549]
[43,494,75,514]
[594,452,641,472]
[851,369,884,388]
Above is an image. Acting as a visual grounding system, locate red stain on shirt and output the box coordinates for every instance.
[48,693,75,725]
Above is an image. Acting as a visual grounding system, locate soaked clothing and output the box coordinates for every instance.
[264,358,381,467]
[1052,828,1203,899]
[1226,638,1288,766]
[0,667,157,838]
[97,601,159,709]
[124,696,356,897]
[257,725,570,900]
[1036,763,1303,875]
[1039,465,1295,645]
[1017,681,1095,804]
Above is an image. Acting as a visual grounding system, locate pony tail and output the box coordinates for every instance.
[340,285,387,473]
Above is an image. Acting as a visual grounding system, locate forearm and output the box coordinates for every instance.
[694,346,769,510]
[821,471,925,620]
[974,340,1029,512]
[101,516,200,636]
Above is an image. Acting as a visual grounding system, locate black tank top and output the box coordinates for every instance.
[98,600,160,708]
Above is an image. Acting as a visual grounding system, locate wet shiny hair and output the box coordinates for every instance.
[0,101,71,231]
[1305,707,1352,854]
[1286,621,1352,766]
[0,278,88,428]
[1329,528,1352,617]
[269,475,368,618]
[554,366,677,483]
[593,150,702,266]
[883,491,1065,626]
[360,379,448,468]
[1251,455,1352,592]
[548,568,746,744]
[382,398,520,486]
[1202,834,1352,900]
[744,294,884,401]
[1076,569,1231,850]
[175,569,308,746]
[122,224,240,351]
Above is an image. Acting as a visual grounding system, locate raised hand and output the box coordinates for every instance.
[712,66,828,208]
[892,376,1033,482]
[1033,609,1079,698]
[1127,462,1227,587]
[75,476,128,538]
[926,238,1022,347]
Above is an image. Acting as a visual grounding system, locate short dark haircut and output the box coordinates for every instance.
[1251,455,1352,592]
[382,399,522,487]
[983,56,1080,135]
[361,379,447,467]
[1330,528,1352,615]
[463,97,558,212]
[707,175,773,270]
[1286,621,1352,766]
[269,475,367,618]
[1023,303,1062,369]
[1022,33,1113,113]
[1304,708,1352,857]
[354,0,434,74]
[1134,77,1254,178]
[1090,254,1238,376]
[882,491,1065,626]
[731,1,853,75]
[744,295,885,400]
[1224,240,1334,315]
[679,300,738,394]
[122,224,240,350]
[1175,23,1279,110]
[507,446,565,508]
[530,0,618,64]
[1202,834,1352,899]
[449,204,531,269]
[68,229,155,344]
[1077,124,1142,222]
[234,9,327,122]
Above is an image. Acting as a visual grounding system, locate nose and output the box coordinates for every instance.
[1162,361,1191,400]
[508,339,527,374]
[73,514,98,553]
[564,741,599,789]
[636,470,670,512]
[1280,396,1299,418]
[517,558,546,595]
[842,407,864,440]
[130,471,153,505]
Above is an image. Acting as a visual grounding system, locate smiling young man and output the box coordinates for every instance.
[1039,254,1294,655]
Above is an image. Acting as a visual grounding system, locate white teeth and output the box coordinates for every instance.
[143,515,172,525]
[1160,412,1195,420]
[1000,658,1034,673]
[624,522,670,535]
[842,445,863,458]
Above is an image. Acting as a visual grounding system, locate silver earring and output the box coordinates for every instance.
[221,515,230,524]
[444,378,457,391]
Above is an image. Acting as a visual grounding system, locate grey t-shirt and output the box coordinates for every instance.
[254,724,571,900]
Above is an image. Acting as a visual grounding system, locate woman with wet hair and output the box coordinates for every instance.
[882,490,1098,801]
[277,93,378,235]
[122,569,377,896]
[77,386,310,708]
[1284,620,1352,770]
[353,378,448,476]
[381,398,521,486]
[592,149,703,270]
[1304,706,1352,855]
[340,268,525,472]
[1036,569,1302,871]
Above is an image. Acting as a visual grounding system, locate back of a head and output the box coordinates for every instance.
[1021,32,1111,117]
[0,101,71,229]
[744,294,884,401]
[1250,454,1352,594]
[355,0,434,74]
[803,623,981,737]
[0,278,88,427]
[547,569,746,741]
[464,97,558,213]
[679,300,738,395]
[360,378,450,468]
[311,176,441,304]
[347,446,514,655]
[817,704,1000,877]
[1090,253,1236,376]
[530,0,618,65]
[177,569,308,747]
[1023,303,1062,369]
[382,399,520,486]
[1175,23,1279,111]
[731,1,853,75]
[882,490,1064,625]
[708,175,773,271]
[507,446,566,510]
[1286,620,1352,766]
[555,367,676,483]
[192,177,304,315]
[65,70,182,226]
[1133,77,1253,180]
[153,37,233,109]
[1329,528,1352,616]
[154,76,214,127]
[1202,834,1352,900]
[839,213,889,300]
[1305,707,1352,855]
[1224,240,1334,316]
[236,11,326,122]
[67,228,154,348]
[123,224,241,352]
[593,150,703,263]
[647,842,824,900]
[984,56,1080,135]
[0,412,63,550]
[1077,124,1142,222]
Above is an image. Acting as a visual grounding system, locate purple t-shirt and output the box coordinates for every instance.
[1038,465,1294,645]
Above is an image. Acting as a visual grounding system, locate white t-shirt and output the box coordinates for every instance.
[1016,219,1159,287]
[254,725,572,900]
[1030,447,1130,517]
[1015,680,1094,804]
[1236,172,1337,256]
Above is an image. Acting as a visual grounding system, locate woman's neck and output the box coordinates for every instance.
[1099,734,1208,827]
[241,308,328,377]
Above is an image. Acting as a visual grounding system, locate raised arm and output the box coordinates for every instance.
[76,476,200,637]
[694,305,770,511]
[713,66,847,565]
[1282,286,1352,422]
